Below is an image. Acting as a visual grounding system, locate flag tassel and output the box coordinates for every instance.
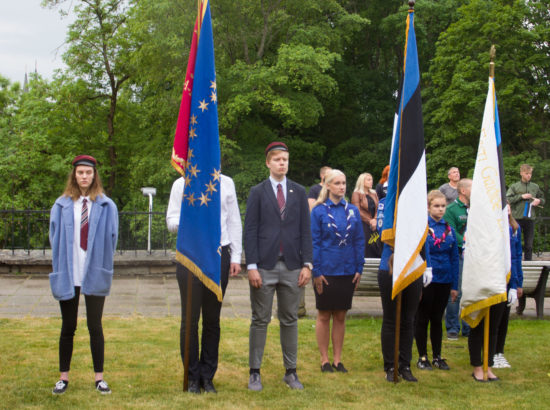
[393,292,402,383]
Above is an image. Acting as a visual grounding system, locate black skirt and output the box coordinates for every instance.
[314,274,356,311]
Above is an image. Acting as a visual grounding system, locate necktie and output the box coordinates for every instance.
[81,199,89,251]
[277,184,285,220]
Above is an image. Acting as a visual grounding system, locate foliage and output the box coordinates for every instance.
[0,0,548,214]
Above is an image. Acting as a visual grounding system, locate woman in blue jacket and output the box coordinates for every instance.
[311,170,365,373]
[493,205,523,368]
[49,155,118,395]
[415,190,459,371]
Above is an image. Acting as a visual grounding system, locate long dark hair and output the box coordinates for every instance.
[63,167,104,201]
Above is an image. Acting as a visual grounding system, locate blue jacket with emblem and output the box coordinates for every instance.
[426,216,459,290]
[49,194,118,301]
[311,199,365,278]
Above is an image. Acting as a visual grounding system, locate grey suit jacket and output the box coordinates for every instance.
[244,179,312,271]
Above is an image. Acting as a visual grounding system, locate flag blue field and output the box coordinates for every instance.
[381,7,428,299]
[461,77,510,327]
[175,0,222,301]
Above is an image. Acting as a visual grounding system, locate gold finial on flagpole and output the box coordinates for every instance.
[490,45,496,78]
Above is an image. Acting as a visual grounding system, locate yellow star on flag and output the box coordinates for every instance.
[189,127,197,139]
[198,100,209,112]
[190,114,198,125]
[210,80,217,90]
[210,91,217,103]
[189,164,200,178]
[186,192,198,206]
[199,193,212,206]
[205,181,217,194]
[211,168,221,182]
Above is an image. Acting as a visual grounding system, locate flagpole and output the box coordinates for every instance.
[483,309,490,381]
[393,292,402,383]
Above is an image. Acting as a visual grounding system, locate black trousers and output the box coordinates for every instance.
[518,219,534,261]
[58,286,106,372]
[415,282,451,358]
[378,269,422,371]
[468,302,506,367]
[495,302,511,354]
[176,245,230,382]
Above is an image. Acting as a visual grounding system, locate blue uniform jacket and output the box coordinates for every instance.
[311,199,365,278]
[509,226,523,289]
[49,194,118,301]
[426,216,459,290]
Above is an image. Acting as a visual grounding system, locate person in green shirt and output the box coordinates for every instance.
[506,164,545,261]
[444,178,472,340]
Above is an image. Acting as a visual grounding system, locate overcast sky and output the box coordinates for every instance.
[0,0,75,84]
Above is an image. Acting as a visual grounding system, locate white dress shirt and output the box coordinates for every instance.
[166,174,242,264]
[73,196,92,287]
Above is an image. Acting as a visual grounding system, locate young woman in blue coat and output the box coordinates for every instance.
[49,155,118,395]
[311,170,365,373]
[415,190,459,371]
[493,205,524,368]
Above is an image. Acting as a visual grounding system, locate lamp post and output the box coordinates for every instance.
[140,187,156,253]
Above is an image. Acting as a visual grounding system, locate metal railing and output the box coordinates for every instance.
[0,209,176,255]
[1,209,549,256]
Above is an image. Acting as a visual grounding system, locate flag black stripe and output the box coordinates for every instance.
[398,84,424,191]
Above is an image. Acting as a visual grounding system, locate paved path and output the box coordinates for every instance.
[0,274,548,319]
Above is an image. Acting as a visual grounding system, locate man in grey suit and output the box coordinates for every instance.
[244,141,313,391]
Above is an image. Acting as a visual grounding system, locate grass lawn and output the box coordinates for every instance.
[1,315,549,409]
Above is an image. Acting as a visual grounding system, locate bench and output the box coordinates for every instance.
[515,261,550,319]
[357,258,550,319]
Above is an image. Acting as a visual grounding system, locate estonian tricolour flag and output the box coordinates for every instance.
[381,5,428,299]
[460,76,510,327]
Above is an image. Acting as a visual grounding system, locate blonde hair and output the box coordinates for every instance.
[427,189,446,207]
[63,166,104,201]
[266,148,289,162]
[313,169,345,208]
[354,173,374,195]
[520,164,533,173]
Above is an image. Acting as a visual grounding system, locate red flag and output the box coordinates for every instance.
[171,3,204,175]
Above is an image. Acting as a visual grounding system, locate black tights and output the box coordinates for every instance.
[415,282,451,358]
[59,287,105,373]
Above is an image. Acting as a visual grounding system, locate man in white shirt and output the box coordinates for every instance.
[166,173,242,394]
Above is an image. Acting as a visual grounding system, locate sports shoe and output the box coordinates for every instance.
[493,353,511,369]
[282,372,304,390]
[52,380,68,395]
[321,362,334,373]
[332,362,348,373]
[399,367,418,382]
[95,380,111,394]
[447,332,459,341]
[417,356,433,370]
[201,379,217,393]
[248,373,263,391]
[432,356,450,370]
[385,368,397,382]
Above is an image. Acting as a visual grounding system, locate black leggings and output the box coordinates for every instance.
[378,269,422,371]
[495,302,511,354]
[468,302,506,367]
[415,282,451,358]
[59,287,105,373]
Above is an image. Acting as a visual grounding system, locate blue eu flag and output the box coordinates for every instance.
[176,0,222,301]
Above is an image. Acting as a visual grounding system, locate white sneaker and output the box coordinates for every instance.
[499,354,511,368]
[492,354,503,369]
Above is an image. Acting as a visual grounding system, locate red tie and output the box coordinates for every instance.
[277,184,286,220]
[81,199,89,251]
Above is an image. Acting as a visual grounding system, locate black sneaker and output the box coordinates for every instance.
[188,379,201,394]
[95,380,111,394]
[52,380,68,395]
[399,367,418,382]
[332,362,348,373]
[417,356,433,370]
[201,379,217,393]
[321,362,334,373]
[432,357,450,370]
[385,368,397,382]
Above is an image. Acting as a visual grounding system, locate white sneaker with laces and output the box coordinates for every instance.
[96,380,112,394]
[492,354,503,369]
[499,354,511,368]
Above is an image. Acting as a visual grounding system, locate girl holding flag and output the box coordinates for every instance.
[415,190,459,371]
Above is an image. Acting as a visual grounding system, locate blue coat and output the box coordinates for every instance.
[49,194,118,301]
[311,199,365,278]
[426,216,459,290]
[509,226,523,289]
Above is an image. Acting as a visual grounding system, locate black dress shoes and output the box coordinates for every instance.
[202,379,217,393]
[188,379,201,394]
